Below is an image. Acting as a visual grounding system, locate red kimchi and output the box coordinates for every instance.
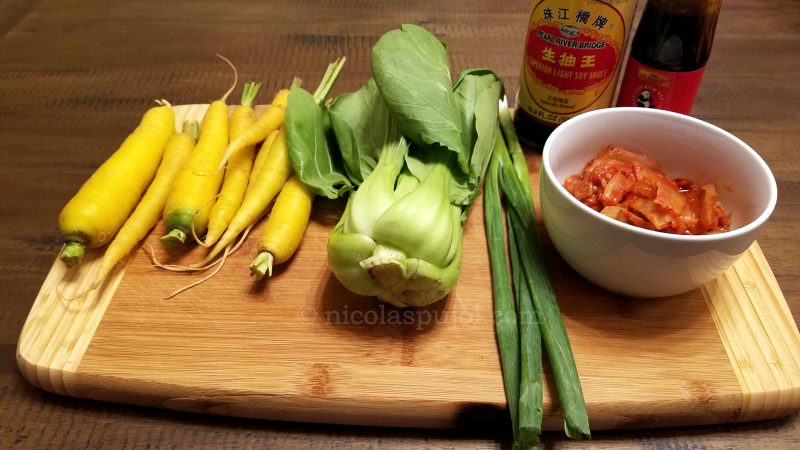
[564,146,731,235]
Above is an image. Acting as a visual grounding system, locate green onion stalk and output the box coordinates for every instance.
[488,99,590,442]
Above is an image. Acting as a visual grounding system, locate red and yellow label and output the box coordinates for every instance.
[518,0,637,126]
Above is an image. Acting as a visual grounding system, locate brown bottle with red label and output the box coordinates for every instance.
[616,0,722,114]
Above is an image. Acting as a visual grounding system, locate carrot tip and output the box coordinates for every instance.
[161,229,187,246]
[60,242,86,267]
[216,54,238,103]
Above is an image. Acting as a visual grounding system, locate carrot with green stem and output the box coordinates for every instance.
[161,54,237,245]
[90,120,199,286]
[202,82,262,247]
[58,101,175,267]
[217,78,299,170]
[248,58,348,279]
[249,174,314,279]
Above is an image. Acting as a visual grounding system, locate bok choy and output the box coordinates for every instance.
[325,24,502,307]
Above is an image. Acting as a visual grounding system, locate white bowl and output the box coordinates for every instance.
[540,107,777,298]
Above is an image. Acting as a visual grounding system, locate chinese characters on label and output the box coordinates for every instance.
[542,48,597,68]
[542,7,612,30]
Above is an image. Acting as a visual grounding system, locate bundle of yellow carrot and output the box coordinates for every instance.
[56,55,343,300]
[156,58,347,291]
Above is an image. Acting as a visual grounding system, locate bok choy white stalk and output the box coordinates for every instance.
[328,137,464,307]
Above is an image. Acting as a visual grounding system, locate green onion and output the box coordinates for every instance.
[499,100,531,196]
[496,129,591,440]
[484,150,521,441]
[486,131,543,447]
[509,220,543,446]
[484,100,590,441]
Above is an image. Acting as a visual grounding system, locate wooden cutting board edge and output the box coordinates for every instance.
[17,241,800,429]
[702,242,800,421]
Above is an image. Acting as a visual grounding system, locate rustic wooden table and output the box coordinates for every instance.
[2,0,799,448]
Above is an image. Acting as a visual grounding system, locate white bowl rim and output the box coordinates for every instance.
[541,107,778,243]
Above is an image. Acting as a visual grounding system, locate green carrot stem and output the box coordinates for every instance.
[60,242,86,267]
[249,251,274,280]
[241,81,262,107]
[160,229,187,246]
[181,120,199,140]
[312,57,347,105]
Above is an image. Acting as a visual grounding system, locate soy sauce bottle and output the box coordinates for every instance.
[514,0,638,149]
[616,0,722,114]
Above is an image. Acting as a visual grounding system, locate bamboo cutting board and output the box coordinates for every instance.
[17,104,800,431]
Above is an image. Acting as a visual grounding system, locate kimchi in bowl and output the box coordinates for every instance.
[540,107,777,298]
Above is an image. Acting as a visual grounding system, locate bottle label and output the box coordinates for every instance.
[616,57,706,114]
[518,0,635,127]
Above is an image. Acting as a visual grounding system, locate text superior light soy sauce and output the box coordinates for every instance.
[514,0,638,149]
[616,0,722,113]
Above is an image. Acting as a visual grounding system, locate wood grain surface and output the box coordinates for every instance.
[2,0,799,448]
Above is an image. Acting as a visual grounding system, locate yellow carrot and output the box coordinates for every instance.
[162,57,237,245]
[250,174,314,279]
[58,102,175,266]
[198,128,293,264]
[248,130,278,191]
[95,120,198,281]
[217,80,297,170]
[203,82,262,246]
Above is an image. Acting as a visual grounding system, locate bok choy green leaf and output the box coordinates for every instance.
[285,58,352,199]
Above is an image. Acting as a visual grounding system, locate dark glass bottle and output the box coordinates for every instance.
[513,109,554,150]
[616,0,722,113]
